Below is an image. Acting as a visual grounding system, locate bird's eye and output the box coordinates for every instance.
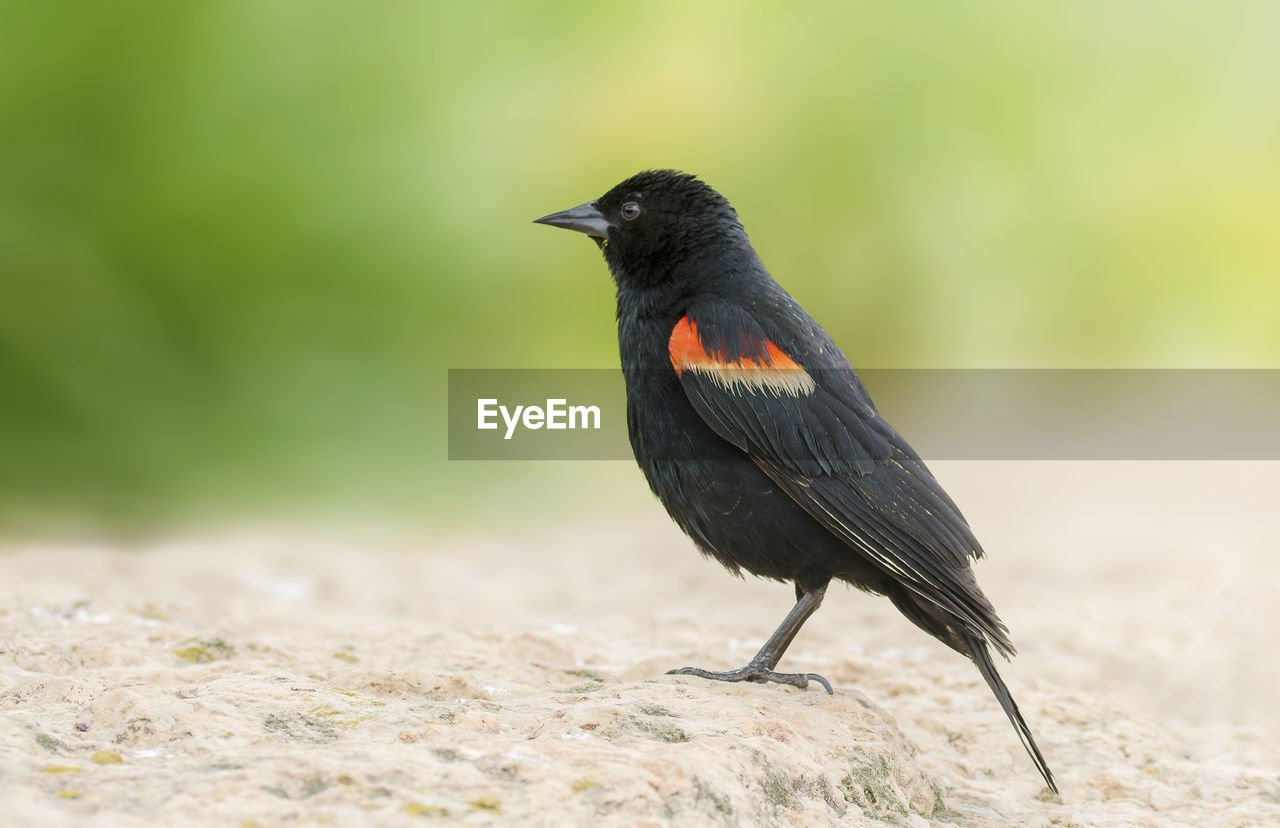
[620,202,642,221]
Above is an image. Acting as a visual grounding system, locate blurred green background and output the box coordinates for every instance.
[2,1,1277,532]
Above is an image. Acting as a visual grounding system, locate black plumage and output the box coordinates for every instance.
[535,169,1057,794]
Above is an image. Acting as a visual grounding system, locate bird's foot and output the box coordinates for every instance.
[666,663,834,695]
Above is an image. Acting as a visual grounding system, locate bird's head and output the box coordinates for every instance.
[535,170,750,290]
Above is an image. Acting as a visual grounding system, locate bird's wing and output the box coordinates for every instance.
[670,300,1010,651]
[667,302,890,477]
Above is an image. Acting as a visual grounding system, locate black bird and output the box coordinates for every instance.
[535,170,1057,793]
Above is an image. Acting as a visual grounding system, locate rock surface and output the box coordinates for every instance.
[1,462,1277,826]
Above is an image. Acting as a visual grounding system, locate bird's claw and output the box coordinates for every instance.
[666,665,834,695]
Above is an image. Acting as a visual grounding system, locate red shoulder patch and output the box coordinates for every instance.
[669,316,815,397]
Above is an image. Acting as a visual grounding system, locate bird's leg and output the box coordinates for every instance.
[667,582,833,694]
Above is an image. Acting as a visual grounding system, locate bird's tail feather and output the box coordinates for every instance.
[965,632,1058,795]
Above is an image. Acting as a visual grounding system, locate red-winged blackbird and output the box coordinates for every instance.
[535,170,1057,794]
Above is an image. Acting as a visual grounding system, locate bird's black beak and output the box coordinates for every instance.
[533,201,612,245]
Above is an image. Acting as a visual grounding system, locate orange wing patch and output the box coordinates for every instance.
[669,316,816,397]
